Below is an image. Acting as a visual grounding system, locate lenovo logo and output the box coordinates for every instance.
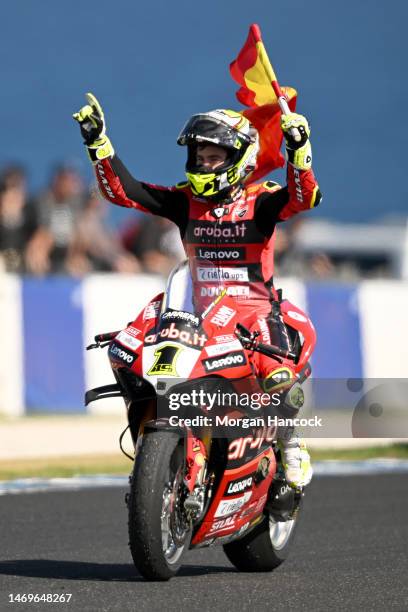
[203,351,245,373]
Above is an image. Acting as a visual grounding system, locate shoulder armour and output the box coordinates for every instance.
[262,180,281,192]
[175,181,189,190]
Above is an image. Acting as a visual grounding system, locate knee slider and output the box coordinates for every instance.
[284,382,304,412]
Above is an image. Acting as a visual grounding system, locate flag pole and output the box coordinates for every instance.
[252,24,300,141]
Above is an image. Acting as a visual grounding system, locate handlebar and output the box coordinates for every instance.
[256,341,296,361]
[235,323,296,361]
[94,331,121,343]
[86,330,120,350]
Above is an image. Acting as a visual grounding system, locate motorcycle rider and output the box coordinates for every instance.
[73,94,321,488]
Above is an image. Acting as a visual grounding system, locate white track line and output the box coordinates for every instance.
[0,475,128,495]
[1,460,408,495]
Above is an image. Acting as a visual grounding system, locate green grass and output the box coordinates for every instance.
[1,444,407,481]
[0,454,133,481]
[310,443,408,461]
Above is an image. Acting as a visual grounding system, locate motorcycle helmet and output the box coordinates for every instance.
[177,109,259,198]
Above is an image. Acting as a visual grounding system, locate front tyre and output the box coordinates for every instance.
[128,430,191,580]
[223,513,298,572]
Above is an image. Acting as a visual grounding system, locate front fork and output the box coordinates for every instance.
[183,430,207,492]
[183,428,209,519]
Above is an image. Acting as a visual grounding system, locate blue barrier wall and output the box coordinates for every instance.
[306,283,363,379]
[0,275,406,415]
[22,278,85,413]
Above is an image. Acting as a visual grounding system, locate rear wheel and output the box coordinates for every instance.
[128,429,191,580]
[223,513,298,572]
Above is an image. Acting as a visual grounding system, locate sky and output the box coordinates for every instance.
[1,0,407,223]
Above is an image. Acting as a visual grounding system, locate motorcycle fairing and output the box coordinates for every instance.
[191,446,276,546]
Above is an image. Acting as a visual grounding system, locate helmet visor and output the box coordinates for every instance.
[177,114,249,149]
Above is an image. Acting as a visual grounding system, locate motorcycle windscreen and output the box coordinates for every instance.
[142,260,205,382]
[161,260,195,314]
[161,256,253,319]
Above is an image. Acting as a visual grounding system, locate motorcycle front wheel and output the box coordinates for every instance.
[223,512,298,572]
[128,429,191,581]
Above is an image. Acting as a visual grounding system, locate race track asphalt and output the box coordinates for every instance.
[0,474,407,612]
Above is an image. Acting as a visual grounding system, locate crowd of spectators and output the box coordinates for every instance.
[0,163,398,280]
[0,163,184,277]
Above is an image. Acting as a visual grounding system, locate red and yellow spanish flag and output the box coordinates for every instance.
[230,24,297,182]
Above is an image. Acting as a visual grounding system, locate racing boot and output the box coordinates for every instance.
[277,433,313,489]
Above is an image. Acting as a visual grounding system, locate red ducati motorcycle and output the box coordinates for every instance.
[86,259,316,580]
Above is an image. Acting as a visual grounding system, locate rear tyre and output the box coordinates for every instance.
[223,513,298,572]
[128,429,191,581]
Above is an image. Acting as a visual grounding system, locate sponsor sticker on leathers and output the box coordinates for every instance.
[200,286,250,298]
[197,267,249,282]
[195,247,246,261]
